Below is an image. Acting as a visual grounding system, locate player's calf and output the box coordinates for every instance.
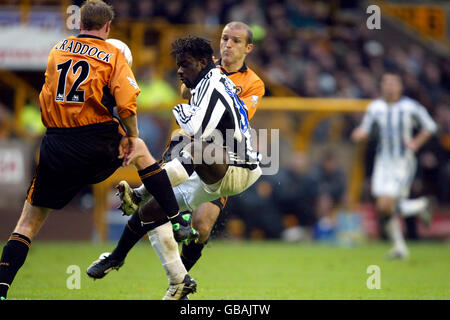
[192,202,221,243]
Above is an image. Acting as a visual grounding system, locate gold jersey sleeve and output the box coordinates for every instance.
[227,67,265,120]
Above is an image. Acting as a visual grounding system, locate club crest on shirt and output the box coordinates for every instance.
[251,95,259,106]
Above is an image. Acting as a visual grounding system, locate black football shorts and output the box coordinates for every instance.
[26,121,123,209]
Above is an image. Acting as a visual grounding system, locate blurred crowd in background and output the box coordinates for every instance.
[1,0,449,241]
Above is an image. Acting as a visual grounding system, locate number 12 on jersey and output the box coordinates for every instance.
[55,59,90,103]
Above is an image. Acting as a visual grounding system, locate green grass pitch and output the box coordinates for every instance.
[5,240,450,300]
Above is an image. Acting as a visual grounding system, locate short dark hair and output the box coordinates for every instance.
[171,36,214,64]
[80,0,114,31]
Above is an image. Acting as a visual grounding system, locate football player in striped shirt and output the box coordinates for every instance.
[352,72,437,259]
[88,30,264,299]
[87,22,264,280]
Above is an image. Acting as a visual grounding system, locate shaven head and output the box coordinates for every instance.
[224,21,253,45]
[220,22,254,70]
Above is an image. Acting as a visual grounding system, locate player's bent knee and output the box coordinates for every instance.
[130,138,157,168]
[133,138,149,157]
[163,158,190,187]
[376,197,395,215]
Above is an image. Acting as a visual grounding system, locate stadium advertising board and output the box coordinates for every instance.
[0,26,70,71]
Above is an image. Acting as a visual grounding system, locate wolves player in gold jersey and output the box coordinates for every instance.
[0,0,196,300]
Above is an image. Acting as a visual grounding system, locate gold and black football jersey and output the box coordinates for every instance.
[39,34,140,128]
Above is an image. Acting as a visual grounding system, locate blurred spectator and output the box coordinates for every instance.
[163,0,186,24]
[186,6,206,25]
[0,103,13,139]
[111,0,130,22]
[20,100,45,138]
[136,67,178,110]
[227,0,266,27]
[226,175,284,239]
[204,0,223,26]
[131,0,157,20]
[416,104,450,203]
[224,151,322,241]
[137,114,166,159]
[274,152,319,240]
[310,149,347,207]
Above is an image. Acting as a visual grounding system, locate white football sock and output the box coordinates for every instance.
[398,197,428,217]
[163,157,190,187]
[148,222,187,284]
[386,215,408,252]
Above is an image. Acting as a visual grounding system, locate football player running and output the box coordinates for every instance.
[352,72,437,259]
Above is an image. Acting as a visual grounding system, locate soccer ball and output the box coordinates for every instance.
[106,38,133,67]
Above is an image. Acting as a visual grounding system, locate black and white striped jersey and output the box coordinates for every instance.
[173,65,260,169]
[360,96,437,160]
